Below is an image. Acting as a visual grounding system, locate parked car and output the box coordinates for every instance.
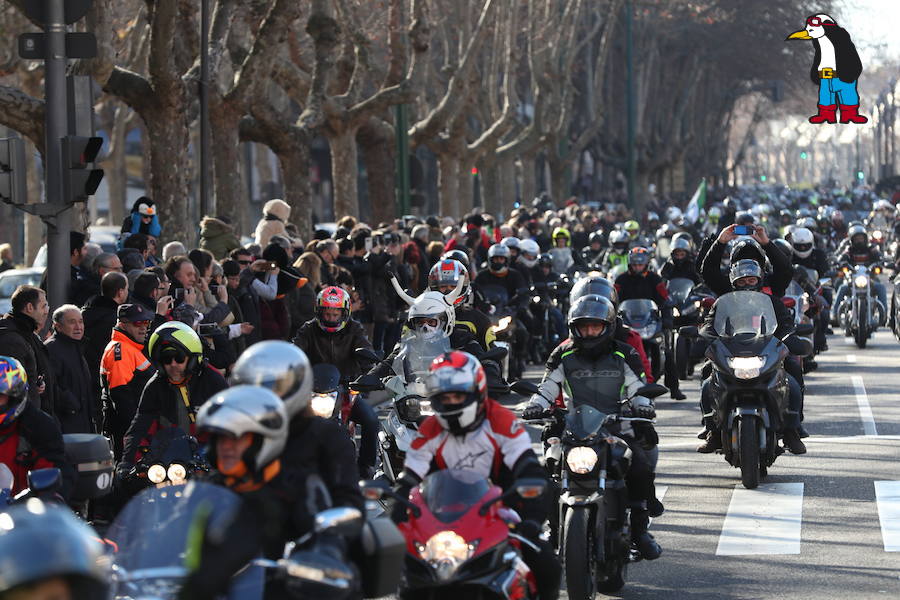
[0,268,44,314]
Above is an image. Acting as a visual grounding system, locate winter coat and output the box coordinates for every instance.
[120,198,162,238]
[292,318,373,382]
[0,401,75,500]
[230,271,263,347]
[45,332,96,434]
[81,294,120,394]
[365,253,411,324]
[199,217,241,259]
[0,312,55,413]
[254,199,292,248]
[259,297,289,340]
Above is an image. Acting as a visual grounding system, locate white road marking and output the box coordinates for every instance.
[852,375,878,436]
[846,354,857,363]
[874,481,900,552]
[716,483,804,556]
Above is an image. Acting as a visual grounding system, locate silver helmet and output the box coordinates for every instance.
[229,341,312,418]
[197,385,288,473]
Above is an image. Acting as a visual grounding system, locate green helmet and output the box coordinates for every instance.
[148,321,204,373]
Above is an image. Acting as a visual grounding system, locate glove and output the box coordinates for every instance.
[514,519,543,542]
[631,396,656,420]
[522,402,547,421]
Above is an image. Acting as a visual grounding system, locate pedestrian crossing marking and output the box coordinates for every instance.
[874,481,900,552]
[716,483,803,556]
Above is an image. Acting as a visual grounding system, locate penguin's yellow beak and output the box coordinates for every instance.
[786,29,813,40]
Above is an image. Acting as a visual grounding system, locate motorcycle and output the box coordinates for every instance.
[618,299,664,381]
[685,291,791,489]
[529,280,569,363]
[363,470,547,600]
[128,426,209,488]
[839,264,884,348]
[668,278,715,379]
[479,285,523,380]
[312,363,359,440]
[521,382,668,599]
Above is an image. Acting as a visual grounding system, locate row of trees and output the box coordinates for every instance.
[0,0,833,245]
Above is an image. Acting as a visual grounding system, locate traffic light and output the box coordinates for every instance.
[760,175,767,182]
[856,170,864,180]
[61,135,103,203]
[0,137,27,205]
[800,151,808,160]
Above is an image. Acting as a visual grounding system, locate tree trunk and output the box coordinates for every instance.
[518,153,537,211]
[254,143,274,198]
[458,158,475,216]
[210,101,245,225]
[480,161,501,218]
[106,116,128,227]
[145,107,192,245]
[328,128,360,221]
[548,156,569,205]
[357,121,396,226]
[498,158,516,219]
[437,154,460,218]
[634,169,651,214]
[276,142,313,241]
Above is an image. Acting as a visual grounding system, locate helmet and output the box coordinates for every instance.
[831,210,844,225]
[848,224,868,248]
[229,341,313,418]
[628,246,652,269]
[426,351,487,435]
[588,231,604,246]
[666,206,683,224]
[429,259,470,306]
[729,259,763,291]
[624,220,640,238]
[500,237,520,253]
[148,321,204,374]
[537,254,553,269]
[670,237,692,262]
[791,227,815,258]
[552,227,571,246]
[730,237,765,266]
[708,206,722,221]
[875,199,892,212]
[518,239,540,267]
[609,230,629,251]
[797,216,817,231]
[441,249,471,271]
[735,211,755,225]
[647,211,660,225]
[570,274,618,306]
[672,231,692,246]
[407,291,456,339]
[0,501,109,599]
[772,238,792,258]
[568,294,616,354]
[197,385,288,475]
[316,286,351,332]
[0,356,28,428]
[487,244,511,273]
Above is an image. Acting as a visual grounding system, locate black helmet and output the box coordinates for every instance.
[588,231,604,246]
[729,237,765,266]
[848,224,867,248]
[735,211,755,225]
[568,294,616,354]
[441,249,471,272]
[772,238,792,258]
[0,501,109,599]
[570,274,618,306]
[537,254,553,268]
[729,259,764,291]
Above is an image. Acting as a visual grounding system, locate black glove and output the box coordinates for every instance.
[630,398,656,420]
[514,519,543,542]
[522,403,547,421]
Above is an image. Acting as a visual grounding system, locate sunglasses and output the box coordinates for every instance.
[238,259,252,265]
[805,16,834,27]
[131,320,151,327]
[161,351,187,364]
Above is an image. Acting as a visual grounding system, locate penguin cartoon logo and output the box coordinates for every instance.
[786,14,867,125]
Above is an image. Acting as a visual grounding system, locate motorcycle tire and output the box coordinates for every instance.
[674,335,689,380]
[855,299,868,349]
[739,419,761,490]
[563,508,597,600]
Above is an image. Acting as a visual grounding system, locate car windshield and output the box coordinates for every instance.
[420,469,491,524]
[565,404,608,440]
[712,291,777,337]
[667,278,694,304]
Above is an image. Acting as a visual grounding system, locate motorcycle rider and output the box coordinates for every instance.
[517,238,542,284]
[602,230,630,272]
[291,286,380,476]
[181,385,362,600]
[580,231,606,268]
[0,356,75,501]
[700,224,794,297]
[522,294,663,560]
[660,237,701,284]
[832,224,887,326]
[428,259,494,351]
[548,227,583,275]
[392,350,561,600]
[787,227,831,354]
[530,254,568,344]
[616,247,685,400]
[118,321,228,476]
[696,260,806,455]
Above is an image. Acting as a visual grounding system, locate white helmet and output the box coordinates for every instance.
[229,341,313,419]
[518,238,540,267]
[390,275,464,340]
[666,206,683,223]
[790,227,815,259]
[197,385,289,474]
[500,237,520,252]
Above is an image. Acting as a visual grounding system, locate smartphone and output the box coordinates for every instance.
[267,262,278,271]
[733,225,754,236]
[174,288,185,300]
[365,237,373,252]
[197,323,223,336]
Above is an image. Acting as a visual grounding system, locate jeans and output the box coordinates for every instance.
[833,281,887,324]
[818,77,860,105]
[350,399,379,473]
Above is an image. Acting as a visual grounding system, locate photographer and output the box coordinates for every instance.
[366,231,412,353]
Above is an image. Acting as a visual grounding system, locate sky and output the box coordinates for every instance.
[836,0,900,66]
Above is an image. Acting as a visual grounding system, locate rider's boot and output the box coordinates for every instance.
[631,509,662,560]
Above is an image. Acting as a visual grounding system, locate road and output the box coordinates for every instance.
[512,329,900,600]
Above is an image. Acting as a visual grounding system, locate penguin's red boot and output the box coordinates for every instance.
[808,104,837,124]
[839,105,868,124]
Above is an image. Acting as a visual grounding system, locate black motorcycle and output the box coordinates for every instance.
[129,426,209,488]
[521,381,668,599]
[618,299,664,381]
[668,278,715,379]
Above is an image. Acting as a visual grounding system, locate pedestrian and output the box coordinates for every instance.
[292,252,321,326]
[254,199,296,248]
[0,285,54,413]
[45,305,95,433]
[120,197,161,241]
[131,271,172,335]
[0,243,13,272]
[162,241,186,262]
[199,215,241,259]
[222,259,262,348]
[315,239,339,287]
[40,231,87,304]
[82,272,130,396]
[71,251,123,307]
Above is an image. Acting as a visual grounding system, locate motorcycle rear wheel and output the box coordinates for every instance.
[563,508,596,600]
[739,419,760,490]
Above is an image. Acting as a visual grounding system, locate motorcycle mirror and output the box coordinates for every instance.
[678,325,699,338]
[510,380,540,396]
[349,374,385,392]
[27,468,62,494]
[701,297,716,309]
[481,346,508,362]
[314,507,363,537]
[355,347,383,362]
[635,384,668,399]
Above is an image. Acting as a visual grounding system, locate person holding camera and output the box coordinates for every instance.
[366,231,412,354]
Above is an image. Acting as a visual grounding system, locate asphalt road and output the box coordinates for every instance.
[511,329,900,600]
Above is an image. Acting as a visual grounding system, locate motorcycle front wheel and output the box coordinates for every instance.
[738,418,761,490]
[854,298,868,348]
[563,508,597,600]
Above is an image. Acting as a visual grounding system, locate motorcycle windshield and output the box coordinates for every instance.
[313,363,341,393]
[619,299,658,327]
[393,332,452,383]
[712,291,777,337]
[481,285,511,312]
[420,469,492,524]
[797,266,818,285]
[148,426,196,466]
[785,280,804,297]
[565,404,607,440]
[107,481,243,585]
[667,278,694,305]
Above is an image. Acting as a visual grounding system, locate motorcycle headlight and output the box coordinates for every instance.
[727,356,765,379]
[532,295,542,304]
[854,275,869,288]
[565,446,598,474]
[419,531,475,581]
[492,316,513,334]
[147,463,167,484]
[167,463,187,484]
[311,392,338,418]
